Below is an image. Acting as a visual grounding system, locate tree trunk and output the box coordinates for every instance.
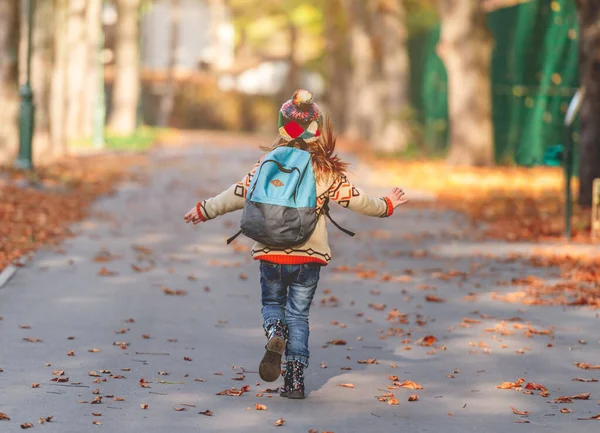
[50,0,69,156]
[108,0,141,135]
[282,22,300,99]
[83,0,102,140]
[0,0,20,165]
[372,0,411,153]
[324,0,348,130]
[344,0,380,142]
[438,0,495,166]
[575,0,600,207]
[158,0,180,127]
[65,0,93,141]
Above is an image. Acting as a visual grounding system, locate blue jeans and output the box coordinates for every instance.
[260,262,321,368]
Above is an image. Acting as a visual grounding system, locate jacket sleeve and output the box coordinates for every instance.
[195,158,262,222]
[327,174,394,218]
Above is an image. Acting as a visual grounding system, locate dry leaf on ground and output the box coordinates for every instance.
[496,378,525,390]
[274,418,285,426]
[339,383,355,388]
[510,406,530,416]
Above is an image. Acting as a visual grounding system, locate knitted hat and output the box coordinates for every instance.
[278,89,322,143]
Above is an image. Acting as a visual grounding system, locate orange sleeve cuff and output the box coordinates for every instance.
[384,197,394,217]
[196,202,207,222]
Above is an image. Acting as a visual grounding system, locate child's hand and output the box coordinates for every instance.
[184,206,202,225]
[388,187,408,209]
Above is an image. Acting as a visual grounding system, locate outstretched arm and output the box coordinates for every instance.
[327,174,408,218]
[184,158,263,225]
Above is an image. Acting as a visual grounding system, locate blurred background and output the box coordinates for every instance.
[1,0,599,242]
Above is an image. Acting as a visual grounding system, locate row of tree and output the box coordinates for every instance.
[229,0,599,205]
[0,0,142,166]
[0,0,599,205]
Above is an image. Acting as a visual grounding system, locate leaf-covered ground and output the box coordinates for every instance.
[0,142,599,432]
[0,154,148,273]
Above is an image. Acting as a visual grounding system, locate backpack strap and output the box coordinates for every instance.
[323,198,355,237]
[227,230,243,245]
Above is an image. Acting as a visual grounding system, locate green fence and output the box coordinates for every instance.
[408,0,580,166]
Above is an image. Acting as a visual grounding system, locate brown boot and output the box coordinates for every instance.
[259,320,288,382]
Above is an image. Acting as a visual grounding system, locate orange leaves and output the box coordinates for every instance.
[339,383,355,388]
[398,380,423,390]
[161,287,187,296]
[274,418,285,426]
[425,295,445,303]
[496,377,525,390]
[216,385,251,396]
[574,362,600,370]
[199,410,213,416]
[0,412,10,421]
[553,393,590,403]
[97,267,117,276]
[408,395,419,402]
[417,335,437,346]
[254,404,267,411]
[326,340,347,346]
[510,406,530,416]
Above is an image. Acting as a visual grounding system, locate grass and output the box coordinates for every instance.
[68,126,172,152]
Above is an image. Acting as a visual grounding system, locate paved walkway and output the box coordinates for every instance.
[1,143,599,433]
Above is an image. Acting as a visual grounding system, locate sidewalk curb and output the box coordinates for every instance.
[0,265,18,289]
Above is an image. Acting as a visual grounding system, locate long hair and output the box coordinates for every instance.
[261,114,349,182]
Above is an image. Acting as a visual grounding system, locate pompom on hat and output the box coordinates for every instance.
[278,89,323,143]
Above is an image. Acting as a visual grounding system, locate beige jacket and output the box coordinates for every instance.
[196,158,393,265]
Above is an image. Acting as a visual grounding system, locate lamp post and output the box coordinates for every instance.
[16,0,35,170]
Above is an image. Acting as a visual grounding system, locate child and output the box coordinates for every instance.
[184,90,408,399]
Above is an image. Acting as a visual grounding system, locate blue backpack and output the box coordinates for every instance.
[227,141,354,247]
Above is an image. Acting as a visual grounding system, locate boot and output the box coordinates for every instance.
[259,320,288,382]
[279,364,290,398]
[285,360,305,399]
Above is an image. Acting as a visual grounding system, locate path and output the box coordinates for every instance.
[1,141,599,432]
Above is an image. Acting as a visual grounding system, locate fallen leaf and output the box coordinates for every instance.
[560,408,572,413]
[140,404,148,410]
[31,383,40,388]
[577,414,600,420]
[161,286,187,296]
[255,404,267,410]
[50,377,69,383]
[448,412,454,416]
[525,382,547,391]
[139,378,151,388]
[158,371,169,376]
[327,340,347,345]
[89,371,99,377]
[174,407,186,412]
[398,380,423,390]
[92,420,102,425]
[88,348,100,353]
[369,303,386,311]
[553,393,590,403]
[97,267,117,276]
[425,295,445,303]
[239,273,248,280]
[418,335,437,346]
[339,383,355,388]
[572,378,598,382]
[113,397,125,402]
[388,398,400,405]
[21,423,34,429]
[37,416,53,424]
[67,350,75,356]
[321,362,327,368]
[357,359,377,364]
[408,395,419,402]
[184,357,192,361]
[0,412,10,420]
[574,362,600,370]
[23,337,42,343]
[510,406,530,416]
[142,334,150,339]
[91,396,102,404]
[274,418,285,426]
[199,410,213,416]
[496,378,525,390]
[19,324,31,329]
[515,420,530,423]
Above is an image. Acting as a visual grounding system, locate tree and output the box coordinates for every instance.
[158,0,181,127]
[0,0,20,165]
[343,0,412,153]
[575,0,600,207]
[437,0,495,166]
[108,0,142,135]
